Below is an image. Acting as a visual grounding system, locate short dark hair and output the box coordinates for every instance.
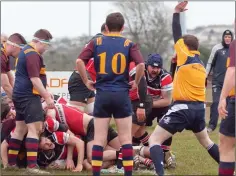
[101,23,106,33]
[183,35,199,50]
[105,12,124,32]
[1,102,10,121]
[34,29,53,41]
[8,33,27,45]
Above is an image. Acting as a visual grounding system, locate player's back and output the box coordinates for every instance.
[93,35,133,91]
[54,103,85,136]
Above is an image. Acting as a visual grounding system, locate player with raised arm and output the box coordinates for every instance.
[76,12,145,176]
[148,2,219,175]
[7,29,54,175]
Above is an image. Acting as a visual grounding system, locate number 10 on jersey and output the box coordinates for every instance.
[98,52,126,75]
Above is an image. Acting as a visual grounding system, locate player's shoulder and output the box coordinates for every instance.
[22,44,40,57]
[160,69,172,81]
[212,43,223,51]
[52,131,69,145]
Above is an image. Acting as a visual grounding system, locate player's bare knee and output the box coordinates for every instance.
[12,125,28,139]
[119,133,132,145]
[27,122,43,137]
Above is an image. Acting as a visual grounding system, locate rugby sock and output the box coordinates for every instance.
[25,138,39,168]
[219,162,235,176]
[122,144,133,176]
[161,137,172,152]
[8,138,22,166]
[132,136,140,146]
[92,145,103,176]
[139,131,150,146]
[116,148,123,169]
[144,158,153,167]
[207,143,219,163]
[150,145,164,176]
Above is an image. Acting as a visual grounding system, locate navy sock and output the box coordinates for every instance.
[150,145,164,176]
[207,143,219,163]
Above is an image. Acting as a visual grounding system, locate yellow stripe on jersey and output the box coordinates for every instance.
[124,39,131,47]
[96,37,102,46]
[24,48,36,54]
[226,57,235,96]
[32,87,40,95]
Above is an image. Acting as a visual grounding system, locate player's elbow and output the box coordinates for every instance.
[136,63,145,71]
[76,58,84,66]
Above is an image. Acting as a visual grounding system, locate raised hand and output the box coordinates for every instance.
[175,1,188,13]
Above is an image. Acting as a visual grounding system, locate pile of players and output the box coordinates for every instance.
[1,1,235,176]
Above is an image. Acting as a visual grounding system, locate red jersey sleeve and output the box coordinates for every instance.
[1,52,10,73]
[78,40,94,64]
[26,54,41,78]
[53,131,69,145]
[161,74,173,91]
[129,43,144,65]
[86,58,96,82]
[45,117,59,133]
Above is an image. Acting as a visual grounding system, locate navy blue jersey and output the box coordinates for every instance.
[78,34,144,91]
[13,44,47,98]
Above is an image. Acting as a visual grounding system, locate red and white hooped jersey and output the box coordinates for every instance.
[145,69,173,99]
[54,104,86,136]
[85,58,96,82]
[53,95,67,105]
[129,61,140,101]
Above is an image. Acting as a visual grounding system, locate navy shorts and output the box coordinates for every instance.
[220,98,235,137]
[159,101,206,134]
[68,71,95,103]
[13,96,45,124]
[93,90,132,118]
[146,106,169,127]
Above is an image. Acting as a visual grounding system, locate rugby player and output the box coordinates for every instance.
[7,29,54,175]
[2,129,85,172]
[206,30,233,132]
[218,38,235,175]
[43,102,121,165]
[1,33,27,99]
[67,23,106,113]
[132,54,175,168]
[148,2,219,175]
[76,12,145,176]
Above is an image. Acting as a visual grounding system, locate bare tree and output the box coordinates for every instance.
[115,1,172,60]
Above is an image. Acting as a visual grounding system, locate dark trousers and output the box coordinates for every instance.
[208,85,222,130]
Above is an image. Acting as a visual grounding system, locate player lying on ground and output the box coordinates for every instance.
[42,101,121,165]
[1,128,84,172]
[149,1,219,175]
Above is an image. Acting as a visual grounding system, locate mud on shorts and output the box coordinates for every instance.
[68,71,95,103]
